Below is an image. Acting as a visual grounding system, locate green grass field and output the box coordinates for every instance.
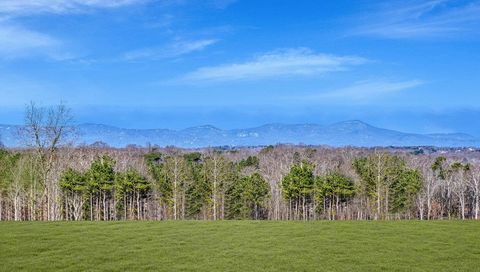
[1,221,479,271]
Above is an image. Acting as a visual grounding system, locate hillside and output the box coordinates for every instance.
[0,120,478,148]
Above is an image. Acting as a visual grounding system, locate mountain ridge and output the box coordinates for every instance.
[0,120,478,148]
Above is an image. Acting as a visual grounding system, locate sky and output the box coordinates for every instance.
[0,0,479,135]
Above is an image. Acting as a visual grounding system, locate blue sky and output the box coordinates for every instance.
[0,0,479,135]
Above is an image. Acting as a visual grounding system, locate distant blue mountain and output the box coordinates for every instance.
[0,120,478,148]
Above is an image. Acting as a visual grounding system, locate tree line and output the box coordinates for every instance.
[3,146,480,221]
[0,103,479,221]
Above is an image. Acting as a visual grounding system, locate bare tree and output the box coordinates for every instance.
[451,162,468,220]
[468,162,480,220]
[18,102,74,220]
[413,157,438,220]
[4,141,480,221]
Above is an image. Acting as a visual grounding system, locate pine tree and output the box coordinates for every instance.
[86,155,116,221]
[60,168,87,220]
[282,161,315,220]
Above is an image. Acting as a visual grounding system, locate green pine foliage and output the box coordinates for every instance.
[316,172,355,218]
[3,147,477,221]
[226,173,269,219]
[281,161,316,219]
[0,150,20,197]
[353,153,422,219]
[238,156,260,169]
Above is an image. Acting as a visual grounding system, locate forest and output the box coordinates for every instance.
[1,103,480,221]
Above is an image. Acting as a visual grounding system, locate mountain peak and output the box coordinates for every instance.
[183,125,222,132]
[329,120,373,131]
[336,120,370,126]
[199,125,221,130]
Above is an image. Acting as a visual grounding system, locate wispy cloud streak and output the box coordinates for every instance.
[0,0,148,16]
[0,23,63,59]
[354,0,480,39]
[179,48,368,83]
[0,0,150,60]
[289,80,424,104]
[122,39,218,61]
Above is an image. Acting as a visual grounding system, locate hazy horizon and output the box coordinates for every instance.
[0,118,477,137]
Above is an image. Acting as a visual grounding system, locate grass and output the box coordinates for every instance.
[1,221,480,271]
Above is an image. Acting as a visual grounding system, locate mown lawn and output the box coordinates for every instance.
[1,221,479,271]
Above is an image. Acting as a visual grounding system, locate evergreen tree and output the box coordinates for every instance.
[227,173,269,219]
[390,169,422,214]
[282,161,315,220]
[238,156,260,169]
[86,155,116,220]
[116,168,150,220]
[354,154,422,219]
[203,153,236,220]
[184,153,211,219]
[0,150,21,220]
[316,172,356,220]
[60,168,87,220]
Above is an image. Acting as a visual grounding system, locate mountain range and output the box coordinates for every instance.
[0,120,478,148]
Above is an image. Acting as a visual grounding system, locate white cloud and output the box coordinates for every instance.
[0,23,62,59]
[0,0,150,60]
[292,80,424,104]
[122,39,218,61]
[322,80,423,99]
[0,0,147,16]
[179,48,368,83]
[354,0,480,39]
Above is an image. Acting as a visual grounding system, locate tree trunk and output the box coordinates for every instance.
[124,194,127,220]
[475,192,479,220]
[173,158,178,220]
[90,195,93,221]
[103,192,107,221]
[213,159,217,221]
